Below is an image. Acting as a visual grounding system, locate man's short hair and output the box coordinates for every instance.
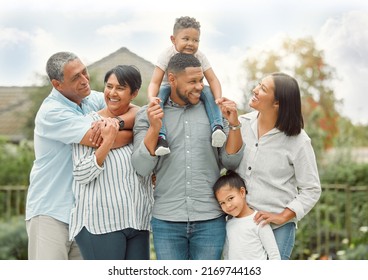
[167,53,201,75]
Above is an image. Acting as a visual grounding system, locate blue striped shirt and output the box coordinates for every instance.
[69,112,154,239]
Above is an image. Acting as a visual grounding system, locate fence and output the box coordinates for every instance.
[292,184,368,259]
[0,185,27,219]
[1,184,367,260]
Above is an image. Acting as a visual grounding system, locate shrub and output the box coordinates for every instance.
[0,216,28,260]
[0,139,34,186]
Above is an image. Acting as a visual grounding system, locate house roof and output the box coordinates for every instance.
[0,86,35,142]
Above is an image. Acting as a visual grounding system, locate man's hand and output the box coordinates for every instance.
[100,118,119,143]
[147,98,164,132]
[143,99,165,156]
[89,119,105,147]
[94,118,119,166]
[89,118,120,146]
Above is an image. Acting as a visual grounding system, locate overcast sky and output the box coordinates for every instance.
[1,0,367,124]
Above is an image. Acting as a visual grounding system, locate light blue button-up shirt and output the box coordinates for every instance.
[26,88,105,224]
[132,100,244,222]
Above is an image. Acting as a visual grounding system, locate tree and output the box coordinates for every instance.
[240,36,341,153]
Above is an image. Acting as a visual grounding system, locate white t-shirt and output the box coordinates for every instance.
[223,211,281,260]
[156,45,212,85]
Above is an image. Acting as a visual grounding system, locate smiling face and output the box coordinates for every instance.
[104,73,136,116]
[169,66,204,106]
[171,28,200,55]
[249,75,278,113]
[215,184,247,218]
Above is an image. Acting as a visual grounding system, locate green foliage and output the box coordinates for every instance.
[292,186,368,260]
[333,117,368,148]
[320,156,368,186]
[0,139,32,218]
[0,216,28,260]
[337,225,368,260]
[0,139,34,186]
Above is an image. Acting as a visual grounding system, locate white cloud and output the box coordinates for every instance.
[316,10,368,124]
[1,0,368,124]
[0,27,31,46]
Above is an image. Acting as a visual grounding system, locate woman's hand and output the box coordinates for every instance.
[254,208,296,226]
[216,97,240,126]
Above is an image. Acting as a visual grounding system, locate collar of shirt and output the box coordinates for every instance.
[167,96,191,109]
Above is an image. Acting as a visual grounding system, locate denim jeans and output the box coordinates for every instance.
[151,216,226,260]
[75,227,150,260]
[272,222,296,260]
[158,84,223,138]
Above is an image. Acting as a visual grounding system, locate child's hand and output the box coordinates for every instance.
[215,98,222,105]
[148,96,162,104]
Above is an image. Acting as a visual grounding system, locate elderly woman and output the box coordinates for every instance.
[69,65,154,260]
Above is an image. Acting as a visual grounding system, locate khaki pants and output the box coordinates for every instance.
[26,215,82,260]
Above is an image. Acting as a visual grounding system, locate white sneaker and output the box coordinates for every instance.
[155,146,171,156]
[211,128,226,147]
[155,138,171,156]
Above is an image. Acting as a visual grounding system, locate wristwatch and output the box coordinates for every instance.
[229,123,242,131]
[114,116,125,131]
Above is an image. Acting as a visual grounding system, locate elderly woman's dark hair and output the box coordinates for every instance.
[272,72,304,136]
[104,65,142,93]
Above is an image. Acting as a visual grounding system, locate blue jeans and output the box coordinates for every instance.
[151,216,226,260]
[273,222,296,260]
[75,227,150,260]
[158,85,223,138]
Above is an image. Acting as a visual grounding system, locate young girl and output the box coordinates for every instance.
[213,170,280,260]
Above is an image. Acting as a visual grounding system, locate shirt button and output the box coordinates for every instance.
[248,166,252,170]
[255,143,258,147]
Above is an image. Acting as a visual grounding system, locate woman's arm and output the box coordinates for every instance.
[73,118,119,184]
[80,104,139,148]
